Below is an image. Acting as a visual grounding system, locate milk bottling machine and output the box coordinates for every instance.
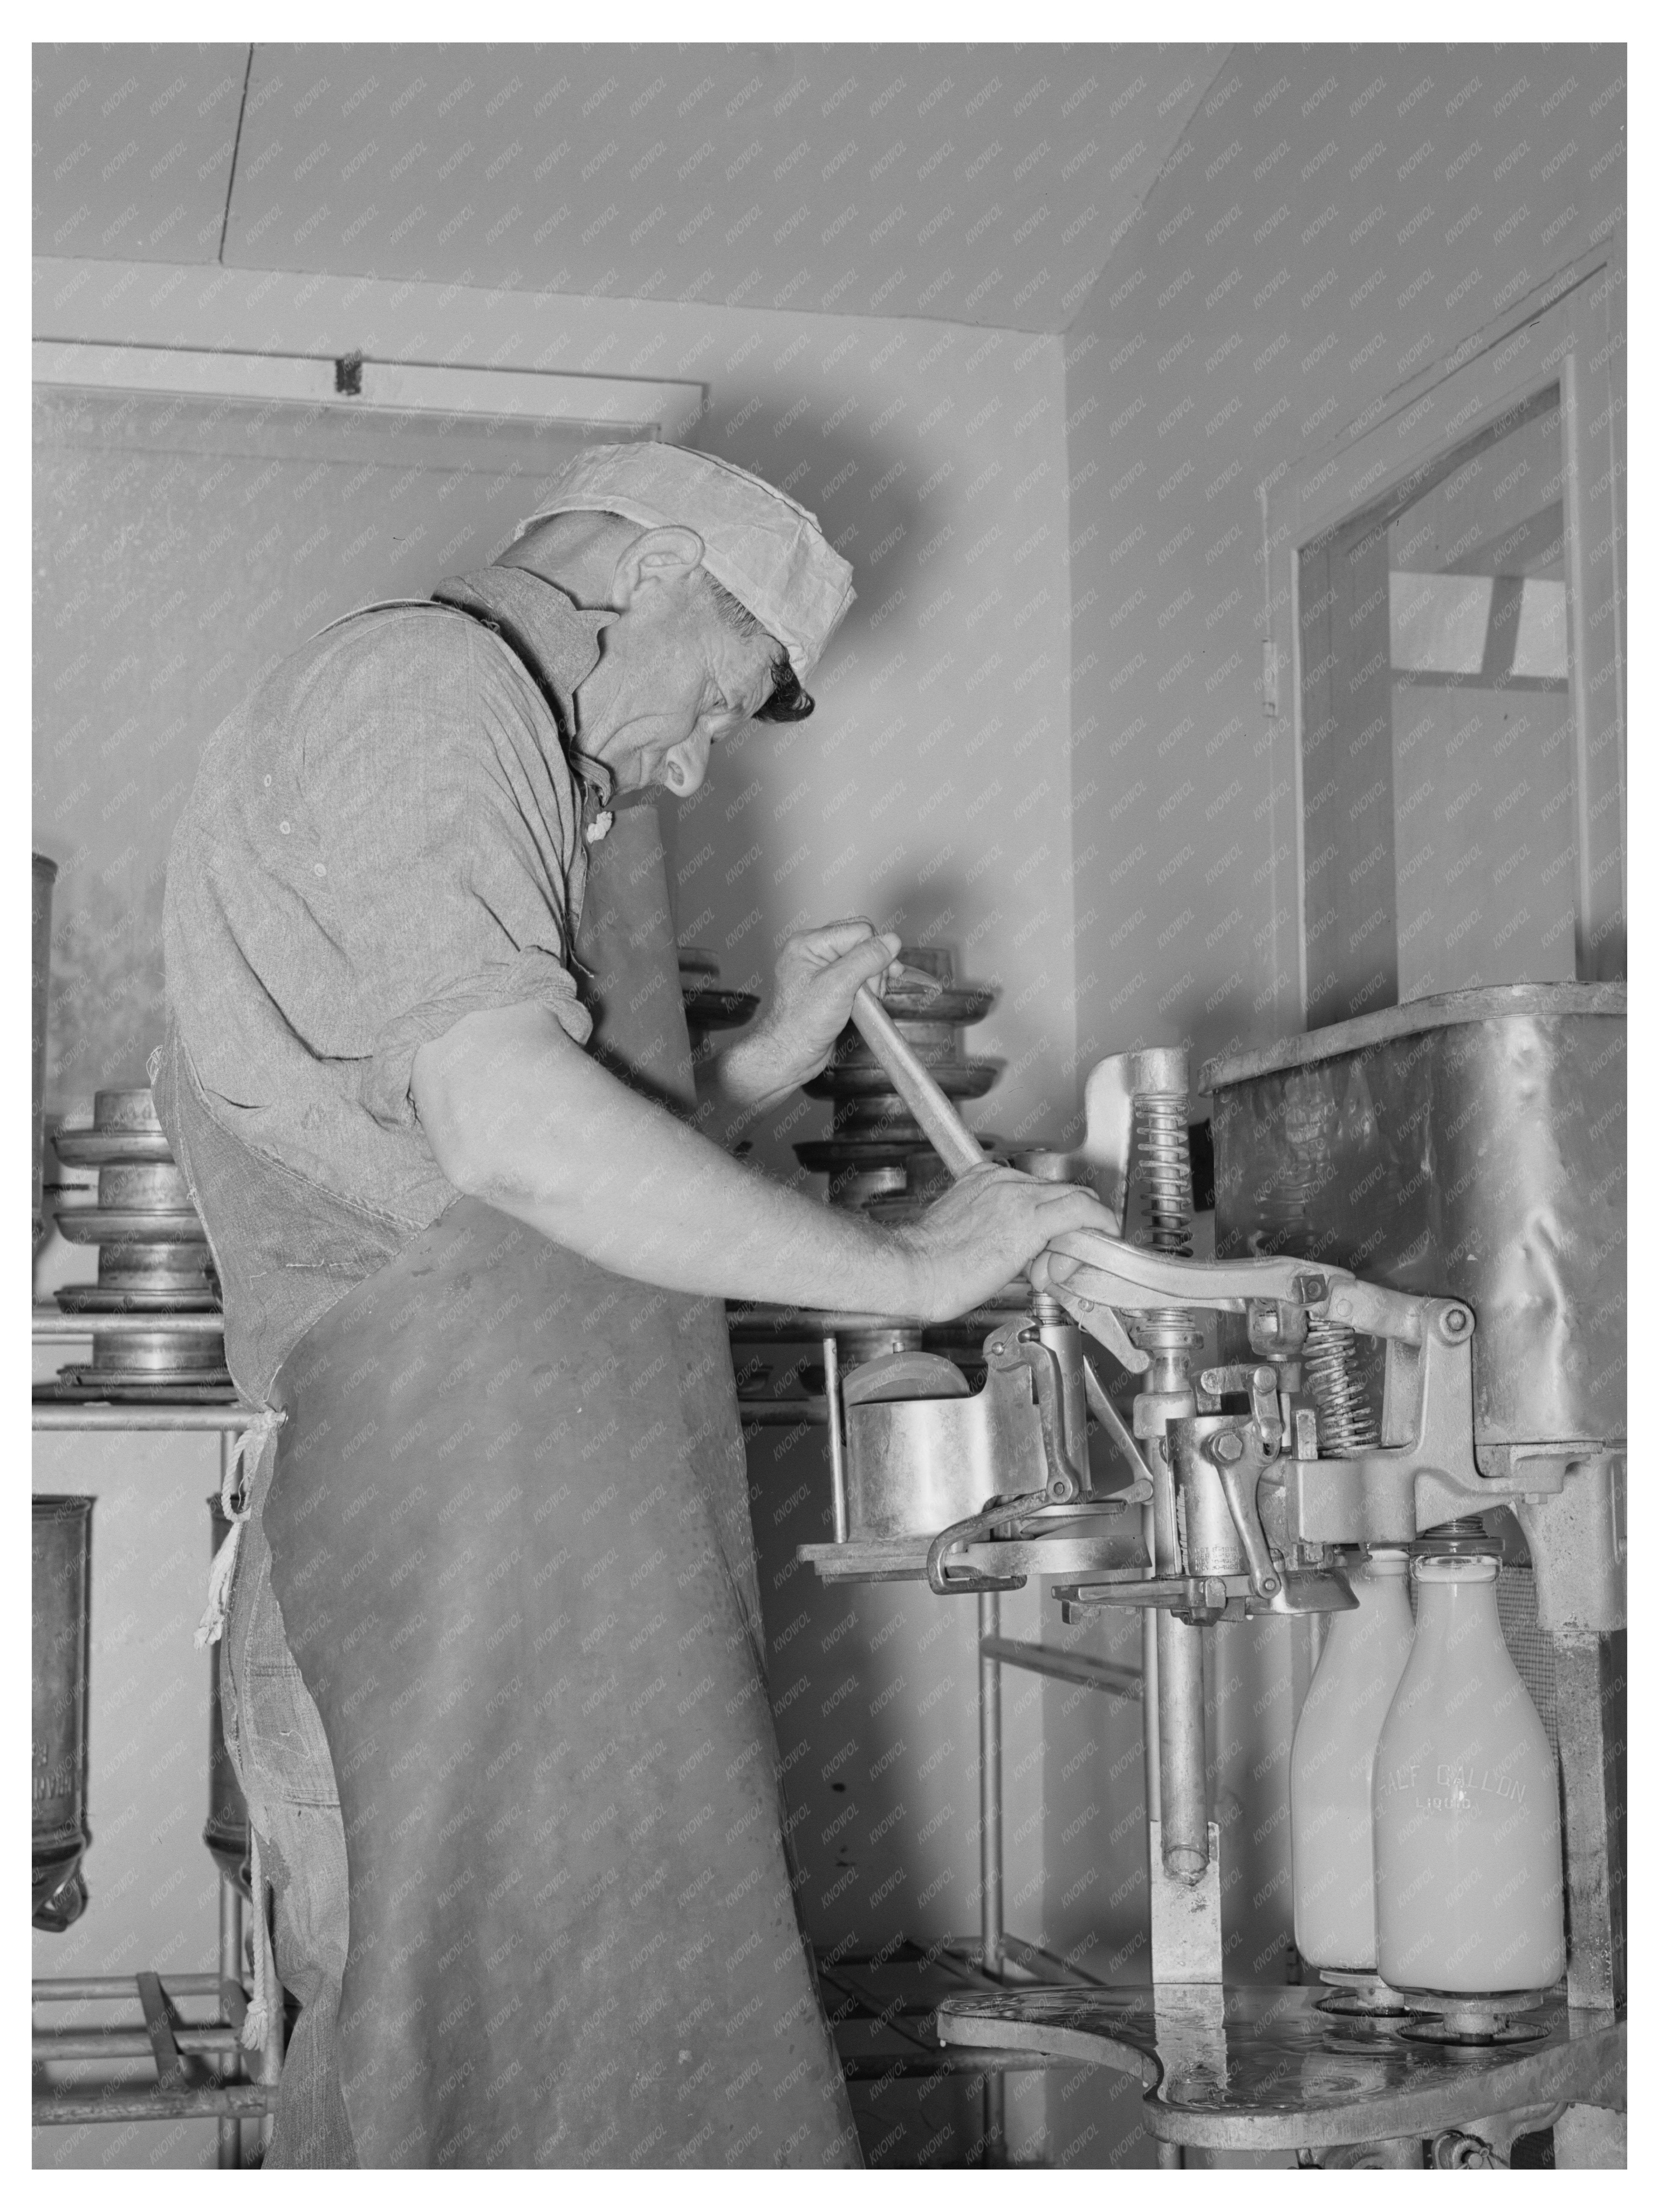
[782,980,1625,2168]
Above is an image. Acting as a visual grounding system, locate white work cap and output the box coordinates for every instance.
[512,443,856,680]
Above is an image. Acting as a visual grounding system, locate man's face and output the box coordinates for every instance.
[575,556,782,800]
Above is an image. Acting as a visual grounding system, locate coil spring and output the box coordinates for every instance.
[1131,1092,1198,1360]
[1134,1094,1194,1256]
[1304,1318,1380,1457]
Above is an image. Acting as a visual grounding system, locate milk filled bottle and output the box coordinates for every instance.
[1290,1548,1414,1971]
[1374,1552,1564,1993]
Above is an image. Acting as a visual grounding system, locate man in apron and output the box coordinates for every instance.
[156,442,1115,2167]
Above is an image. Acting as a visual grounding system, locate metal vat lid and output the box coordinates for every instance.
[1200,982,1626,1094]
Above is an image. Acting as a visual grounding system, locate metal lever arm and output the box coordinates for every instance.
[849,985,985,1175]
[988,1331,1089,1503]
[1202,1430,1282,1601]
[1044,1233,1337,1312]
[1046,1238,1436,1343]
[1081,1361,1155,1502]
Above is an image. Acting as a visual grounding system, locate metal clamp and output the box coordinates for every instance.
[986,1328,1089,1504]
[1200,1423,1282,1602]
[1082,1361,1155,1503]
[925,1491,1048,1595]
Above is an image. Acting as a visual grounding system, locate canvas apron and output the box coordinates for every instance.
[256,799,857,2168]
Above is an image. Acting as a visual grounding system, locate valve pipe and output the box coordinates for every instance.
[1149,1441,1210,1881]
[1140,1506,1162,1827]
[1156,1612,1211,1882]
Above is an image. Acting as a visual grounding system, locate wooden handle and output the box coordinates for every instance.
[848,984,985,1179]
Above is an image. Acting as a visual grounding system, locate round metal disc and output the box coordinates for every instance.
[1395,2017,1548,2051]
[51,1128,176,1167]
[55,1210,209,1246]
[793,1138,937,1171]
[55,1284,222,1314]
[43,1375,236,1403]
[877,984,996,1024]
[805,1059,1000,1101]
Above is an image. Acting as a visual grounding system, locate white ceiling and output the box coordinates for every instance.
[34,43,1229,333]
[33,44,247,262]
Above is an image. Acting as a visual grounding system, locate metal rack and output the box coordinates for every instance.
[32,1309,282,2168]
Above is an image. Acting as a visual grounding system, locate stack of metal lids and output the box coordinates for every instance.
[795,947,1002,1222]
[50,1088,229,1396]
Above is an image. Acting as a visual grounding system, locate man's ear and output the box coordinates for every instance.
[610,525,706,609]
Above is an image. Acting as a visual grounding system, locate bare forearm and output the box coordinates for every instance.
[708,1027,803,1118]
[414,1006,915,1310]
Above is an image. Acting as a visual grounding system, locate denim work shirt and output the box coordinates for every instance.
[157,567,618,1402]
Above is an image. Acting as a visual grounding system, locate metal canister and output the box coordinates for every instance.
[32,852,59,1252]
[32,1496,92,1930]
[203,1496,251,1896]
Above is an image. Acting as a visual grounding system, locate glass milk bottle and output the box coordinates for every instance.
[1290,1548,1415,1971]
[1374,1551,1564,1994]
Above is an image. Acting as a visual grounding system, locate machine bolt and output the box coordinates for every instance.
[1210,1430,1245,1464]
[1291,1272,1327,1304]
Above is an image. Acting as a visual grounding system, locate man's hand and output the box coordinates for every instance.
[715,919,903,1110]
[896,1164,1123,1322]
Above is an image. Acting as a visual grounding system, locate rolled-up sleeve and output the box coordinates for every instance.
[298,610,593,1132]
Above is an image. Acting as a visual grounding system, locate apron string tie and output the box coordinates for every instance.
[194,1406,285,1652]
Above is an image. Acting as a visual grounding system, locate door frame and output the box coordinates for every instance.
[1257,244,1626,1029]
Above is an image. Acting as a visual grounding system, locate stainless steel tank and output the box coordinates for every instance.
[1201,985,1625,1450]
